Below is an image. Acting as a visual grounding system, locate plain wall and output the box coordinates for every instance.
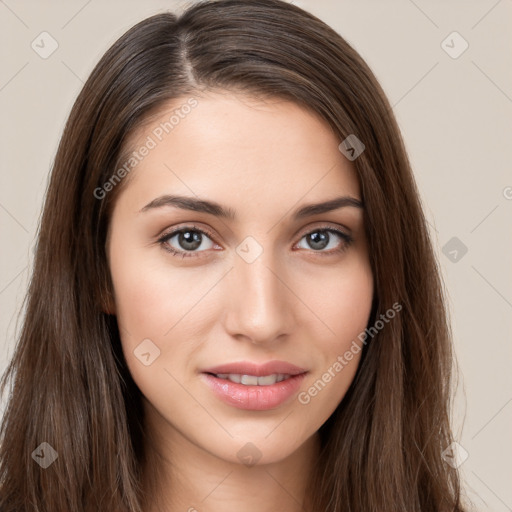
[1,1,511,510]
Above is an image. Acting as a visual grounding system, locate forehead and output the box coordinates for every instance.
[118,91,361,215]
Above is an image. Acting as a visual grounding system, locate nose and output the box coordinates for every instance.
[223,250,296,346]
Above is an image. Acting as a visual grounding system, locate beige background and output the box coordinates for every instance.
[1,1,511,510]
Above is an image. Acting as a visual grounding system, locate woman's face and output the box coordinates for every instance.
[106,91,373,466]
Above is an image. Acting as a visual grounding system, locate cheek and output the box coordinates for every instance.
[109,255,167,337]
[109,241,212,336]
[295,253,373,396]
[294,262,373,419]
[301,255,374,347]
[108,247,207,403]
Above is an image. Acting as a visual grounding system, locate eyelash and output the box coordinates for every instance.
[157,223,354,259]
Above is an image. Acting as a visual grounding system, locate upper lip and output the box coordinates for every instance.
[201,360,308,377]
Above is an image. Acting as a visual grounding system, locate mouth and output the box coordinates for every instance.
[200,361,308,410]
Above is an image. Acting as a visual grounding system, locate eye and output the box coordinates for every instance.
[295,226,353,255]
[157,224,218,258]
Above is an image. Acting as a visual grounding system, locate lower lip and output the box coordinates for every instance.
[201,373,307,411]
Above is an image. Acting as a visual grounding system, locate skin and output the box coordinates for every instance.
[106,90,374,512]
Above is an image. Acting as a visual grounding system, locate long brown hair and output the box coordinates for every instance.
[0,1,466,510]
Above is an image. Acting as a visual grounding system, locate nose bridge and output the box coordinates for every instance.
[224,244,293,343]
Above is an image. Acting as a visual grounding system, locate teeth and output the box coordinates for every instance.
[241,374,258,385]
[214,373,290,385]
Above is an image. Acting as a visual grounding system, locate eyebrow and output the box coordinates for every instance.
[139,194,363,220]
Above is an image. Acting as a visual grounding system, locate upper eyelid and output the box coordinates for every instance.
[159,223,217,243]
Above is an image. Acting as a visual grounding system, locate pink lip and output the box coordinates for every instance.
[200,360,308,411]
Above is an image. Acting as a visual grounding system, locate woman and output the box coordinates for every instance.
[0,0,468,510]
